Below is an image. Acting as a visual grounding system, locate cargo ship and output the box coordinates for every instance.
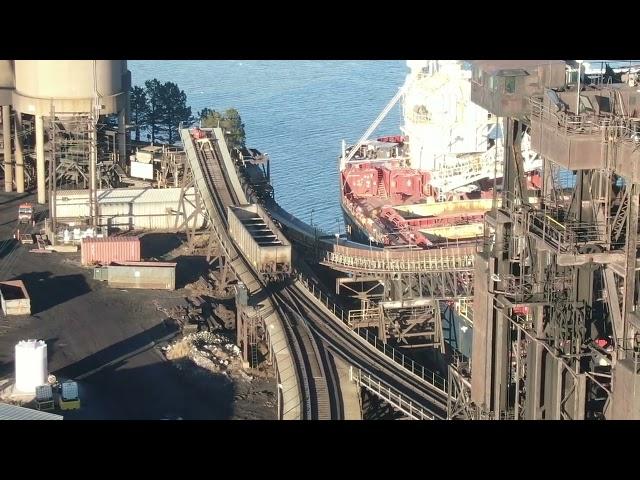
[339,60,542,249]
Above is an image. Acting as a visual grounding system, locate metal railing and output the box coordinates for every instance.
[455,299,474,324]
[348,308,382,325]
[531,97,640,143]
[296,272,449,394]
[322,248,476,273]
[356,327,448,393]
[616,337,640,373]
[296,273,350,325]
[471,407,516,420]
[349,366,435,420]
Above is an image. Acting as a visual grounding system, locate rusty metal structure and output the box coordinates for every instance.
[451,60,640,419]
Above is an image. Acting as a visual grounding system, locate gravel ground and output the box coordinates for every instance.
[0,190,275,420]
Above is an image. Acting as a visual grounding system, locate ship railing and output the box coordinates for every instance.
[470,406,515,421]
[526,210,607,254]
[455,298,474,324]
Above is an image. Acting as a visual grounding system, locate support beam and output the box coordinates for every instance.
[622,184,640,352]
[3,105,12,192]
[35,115,46,204]
[118,108,127,166]
[14,112,24,194]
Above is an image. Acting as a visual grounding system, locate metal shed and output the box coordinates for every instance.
[0,402,63,420]
[55,187,205,230]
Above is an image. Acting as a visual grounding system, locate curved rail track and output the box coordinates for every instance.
[183,126,453,419]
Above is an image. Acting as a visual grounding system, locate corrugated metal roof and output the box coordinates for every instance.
[0,402,63,420]
[57,187,196,204]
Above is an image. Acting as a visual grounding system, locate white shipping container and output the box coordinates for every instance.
[130,161,154,180]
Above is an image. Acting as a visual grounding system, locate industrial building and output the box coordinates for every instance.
[0,61,130,206]
[445,60,640,419]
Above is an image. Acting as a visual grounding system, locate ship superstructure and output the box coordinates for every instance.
[340,60,542,249]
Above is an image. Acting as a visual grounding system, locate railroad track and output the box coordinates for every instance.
[183,128,327,419]
[270,286,338,420]
[284,280,449,419]
[185,126,451,420]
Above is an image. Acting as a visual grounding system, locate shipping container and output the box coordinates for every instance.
[0,280,31,316]
[228,204,291,280]
[94,261,176,290]
[382,167,423,199]
[81,236,141,266]
[343,167,379,197]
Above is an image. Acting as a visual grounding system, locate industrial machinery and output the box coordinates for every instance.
[15,202,35,244]
[17,203,33,224]
[58,380,80,411]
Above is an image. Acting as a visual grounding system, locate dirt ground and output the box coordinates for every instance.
[0,190,275,420]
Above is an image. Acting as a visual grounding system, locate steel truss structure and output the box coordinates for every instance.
[454,60,640,419]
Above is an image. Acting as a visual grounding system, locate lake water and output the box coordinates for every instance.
[128,60,407,232]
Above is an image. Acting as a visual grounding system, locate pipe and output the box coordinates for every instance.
[14,112,24,194]
[3,106,12,192]
[36,115,46,204]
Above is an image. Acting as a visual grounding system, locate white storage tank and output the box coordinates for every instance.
[12,60,129,116]
[14,339,48,394]
[0,60,13,105]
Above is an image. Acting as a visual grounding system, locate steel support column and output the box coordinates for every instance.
[35,115,46,204]
[3,105,12,192]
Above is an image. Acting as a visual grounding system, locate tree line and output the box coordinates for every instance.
[130,79,246,149]
[130,80,192,144]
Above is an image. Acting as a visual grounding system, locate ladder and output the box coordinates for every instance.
[376,169,387,198]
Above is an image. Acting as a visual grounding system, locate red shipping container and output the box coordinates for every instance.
[344,167,378,197]
[81,236,141,266]
[383,168,423,198]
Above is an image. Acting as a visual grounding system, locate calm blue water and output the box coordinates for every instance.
[128,60,406,232]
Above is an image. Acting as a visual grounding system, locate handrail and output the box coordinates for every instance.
[531,96,640,142]
[349,366,435,420]
[321,249,475,273]
[296,272,448,395]
[356,327,448,393]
